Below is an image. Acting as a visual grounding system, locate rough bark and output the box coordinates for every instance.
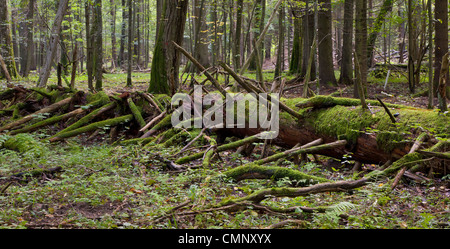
[149,0,188,95]
[339,0,353,85]
[0,0,18,79]
[318,0,337,86]
[37,0,69,87]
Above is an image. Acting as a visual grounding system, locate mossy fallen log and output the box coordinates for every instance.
[175,133,263,164]
[223,164,329,184]
[1,133,47,157]
[219,178,369,205]
[49,114,134,142]
[0,95,77,133]
[225,95,449,164]
[50,101,117,139]
[127,97,146,129]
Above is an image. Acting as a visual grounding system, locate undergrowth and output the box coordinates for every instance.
[0,133,448,229]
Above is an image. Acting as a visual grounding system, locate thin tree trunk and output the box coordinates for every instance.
[37,0,69,87]
[433,0,449,98]
[354,0,367,99]
[0,0,18,79]
[127,0,133,87]
[339,0,353,85]
[233,0,244,70]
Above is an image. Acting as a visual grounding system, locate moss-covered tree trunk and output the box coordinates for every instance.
[148,0,188,95]
[217,96,449,165]
[0,0,18,79]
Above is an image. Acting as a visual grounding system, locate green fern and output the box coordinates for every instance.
[325,201,357,217]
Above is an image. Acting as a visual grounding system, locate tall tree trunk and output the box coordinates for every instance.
[149,0,189,95]
[110,0,117,69]
[233,0,244,70]
[301,3,316,80]
[433,0,449,98]
[190,0,210,73]
[249,0,264,71]
[354,0,367,99]
[274,1,284,79]
[92,0,103,91]
[317,0,337,86]
[366,0,394,68]
[127,0,133,87]
[0,0,18,79]
[339,0,353,85]
[289,5,302,75]
[118,0,127,67]
[37,0,69,87]
[85,1,94,90]
[19,0,35,77]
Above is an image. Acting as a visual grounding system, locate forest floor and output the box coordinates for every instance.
[0,69,448,229]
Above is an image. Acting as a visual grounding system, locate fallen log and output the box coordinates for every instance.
[221,96,449,165]
[49,114,134,142]
[0,94,79,133]
[219,178,369,205]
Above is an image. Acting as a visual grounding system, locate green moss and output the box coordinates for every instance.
[307,105,379,143]
[52,114,134,141]
[127,98,146,128]
[223,163,329,185]
[86,91,110,107]
[2,134,46,157]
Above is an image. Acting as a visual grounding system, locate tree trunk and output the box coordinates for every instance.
[318,0,337,86]
[127,0,133,87]
[339,0,353,85]
[92,0,103,91]
[19,0,35,77]
[354,0,367,98]
[218,96,448,165]
[301,4,316,80]
[0,0,18,79]
[149,0,189,95]
[110,0,117,69]
[289,4,302,75]
[433,0,449,98]
[118,0,127,67]
[366,0,394,68]
[85,1,94,91]
[274,1,284,79]
[233,0,244,70]
[37,0,69,87]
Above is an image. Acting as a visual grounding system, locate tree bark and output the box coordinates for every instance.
[149,0,189,95]
[366,0,394,68]
[0,0,18,79]
[233,0,244,70]
[433,0,449,98]
[318,0,337,86]
[37,0,69,87]
[127,0,133,87]
[339,0,353,85]
[354,0,367,98]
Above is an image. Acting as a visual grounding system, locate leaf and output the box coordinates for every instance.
[130,188,144,194]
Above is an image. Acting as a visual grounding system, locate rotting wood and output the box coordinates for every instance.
[49,114,134,142]
[50,101,117,139]
[391,133,428,189]
[175,133,263,164]
[219,178,369,205]
[0,95,76,133]
[127,97,146,129]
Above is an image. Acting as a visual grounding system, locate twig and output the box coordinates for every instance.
[139,110,167,132]
[376,97,396,124]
